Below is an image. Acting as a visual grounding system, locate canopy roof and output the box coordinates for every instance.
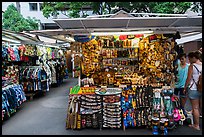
[28,10,202,44]
[176,32,202,45]
[2,29,71,45]
[52,10,202,35]
[2,29,40,44]
[26,29,73,43]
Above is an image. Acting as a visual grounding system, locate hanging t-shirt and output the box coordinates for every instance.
[2,45,8,60]
[46,47,52,60]
[13,46,20,61]
[8,47,15,61]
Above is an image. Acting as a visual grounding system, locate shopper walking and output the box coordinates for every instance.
[195,50,202,118]
[183,51,202,130]
[174,53,189,116]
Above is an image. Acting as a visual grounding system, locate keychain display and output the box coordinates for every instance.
[121,85,153,130]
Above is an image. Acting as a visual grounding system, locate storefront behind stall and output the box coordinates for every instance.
[28,10,202,135]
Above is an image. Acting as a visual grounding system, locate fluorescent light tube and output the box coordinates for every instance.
[91,31,153,36]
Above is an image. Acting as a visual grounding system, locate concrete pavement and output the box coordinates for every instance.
[2,78,202,135]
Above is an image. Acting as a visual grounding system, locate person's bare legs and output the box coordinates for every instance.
[199,97,202,117]
[190,99,200,130]
[181,97,187,111]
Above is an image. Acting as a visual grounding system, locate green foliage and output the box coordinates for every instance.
[150,2,192,14]
[191,2,202,13]
[2,4,39,32]
[41,2,201,18]
[42,2,91,18]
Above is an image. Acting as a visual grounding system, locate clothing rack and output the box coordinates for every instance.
[2,83,26,121]
[19,66,49,93]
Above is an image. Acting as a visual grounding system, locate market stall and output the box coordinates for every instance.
[28,11,202,135]
[2,29,70,121]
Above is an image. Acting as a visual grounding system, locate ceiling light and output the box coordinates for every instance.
[66,36,75,42]
[91,31,153,36]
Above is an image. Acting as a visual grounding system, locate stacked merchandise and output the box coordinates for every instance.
[80,94,102,129]
[66,86,102,130]
[95,88,122,129]
[102,94,121,128]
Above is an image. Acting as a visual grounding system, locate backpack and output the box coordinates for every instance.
[193,65,202,92]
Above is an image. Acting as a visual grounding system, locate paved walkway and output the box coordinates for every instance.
[2,78,202,135]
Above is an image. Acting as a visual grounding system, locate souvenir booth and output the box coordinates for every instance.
[29,10,202,135]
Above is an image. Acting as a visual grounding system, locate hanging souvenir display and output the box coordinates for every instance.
[66,32,182,135]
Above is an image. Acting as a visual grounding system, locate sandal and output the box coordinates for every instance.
[189,124,200,130]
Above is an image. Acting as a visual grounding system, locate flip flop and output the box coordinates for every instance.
[189,124,200,130]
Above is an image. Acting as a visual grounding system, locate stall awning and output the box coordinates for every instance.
[52,11,202,35]
[22,32,70,44]
[176,33,202,45]
[2,29,41,44]
[28,11,202,41]
[26,29,74,42]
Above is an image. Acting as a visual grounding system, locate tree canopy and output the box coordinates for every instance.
[41,2,202,18]
[2,4,39,32]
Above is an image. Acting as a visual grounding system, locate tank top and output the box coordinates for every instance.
[189,63,202,90]
[175,63,189,88]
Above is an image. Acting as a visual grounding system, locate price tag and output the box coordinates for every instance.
[119,85,127,88]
